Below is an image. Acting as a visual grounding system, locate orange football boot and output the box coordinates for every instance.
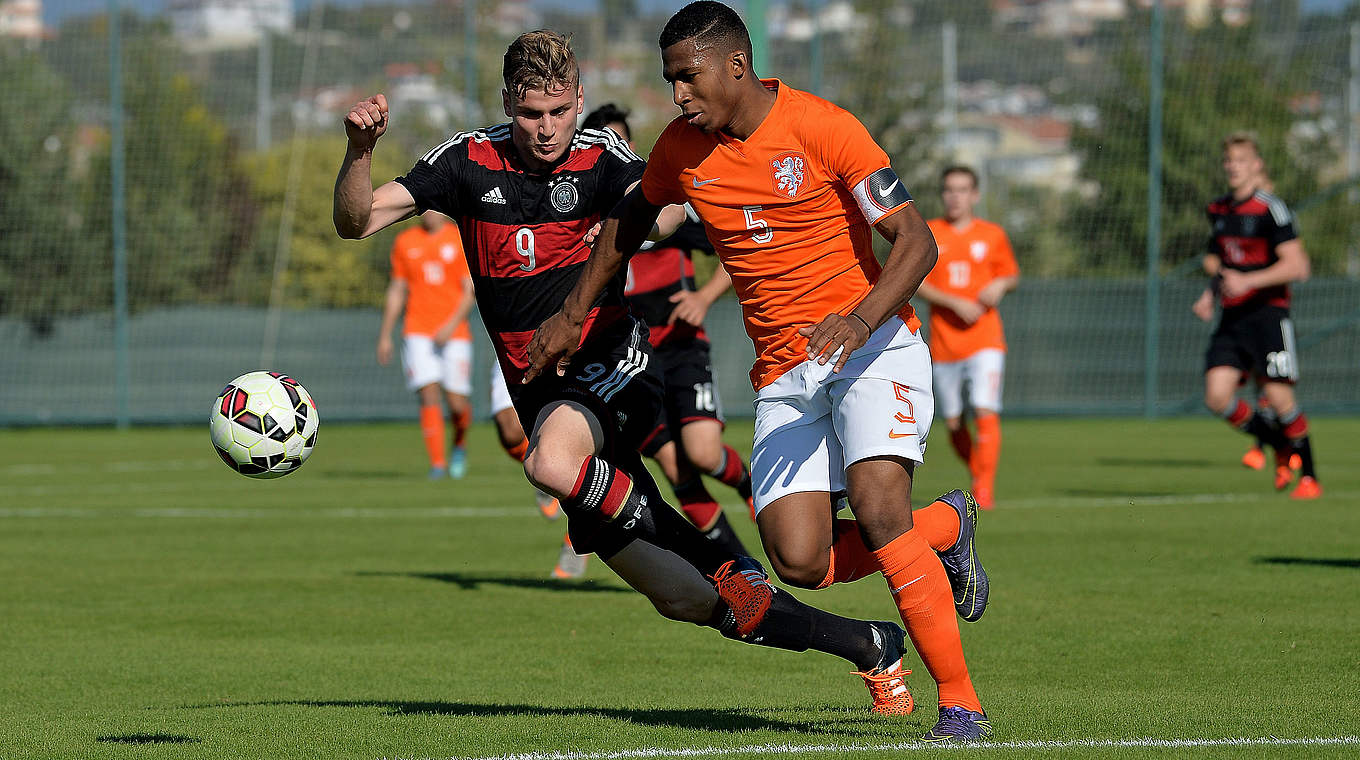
[1290,477,1322,500]
[1241,446,1266,471]
[710,557,773,637]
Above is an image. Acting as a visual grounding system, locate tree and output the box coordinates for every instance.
[239,136,408,308]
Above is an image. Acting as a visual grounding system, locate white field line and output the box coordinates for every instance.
[0,506,534,519]
[398,735,1360,760]
[2,489,1355,519]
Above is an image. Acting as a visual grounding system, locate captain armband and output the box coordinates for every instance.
[851,167,913,225]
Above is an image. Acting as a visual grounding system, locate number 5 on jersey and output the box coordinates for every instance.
[744,205,773,244]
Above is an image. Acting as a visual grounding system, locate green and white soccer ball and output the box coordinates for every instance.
[210,371,319,479]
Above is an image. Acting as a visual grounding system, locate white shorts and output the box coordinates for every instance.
[749,318,934,514]
[402,335,472,395]
[933,348,1005,419]
[489,360,514,416]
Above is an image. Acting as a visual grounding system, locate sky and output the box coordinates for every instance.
[36,0,1357,30]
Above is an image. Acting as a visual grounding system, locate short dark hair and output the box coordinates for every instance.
[583,103,631,141]
[940,165,979,190]
[658,1,752,59]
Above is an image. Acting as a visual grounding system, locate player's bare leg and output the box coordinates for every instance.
[604,539,913,714]
[1205,366,1293,489]
[444,389,471,479]
[523,400,771,632]
[416,383,448,479]
[1261,381,1321,499]
[758,459,984,720]
[680,419,756,519]
[653,437,749,556]
[493,406,558,518]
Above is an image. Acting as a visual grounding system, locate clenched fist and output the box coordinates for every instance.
[344,94,389,153]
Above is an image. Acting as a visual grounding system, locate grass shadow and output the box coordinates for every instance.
[178,699,869,735]
[96,734,199,745]
[355,570,632,593]
[1096,457,1216,469]
[1254,556,1360,569]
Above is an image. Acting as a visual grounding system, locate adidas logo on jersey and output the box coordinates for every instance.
[481,187,507,205]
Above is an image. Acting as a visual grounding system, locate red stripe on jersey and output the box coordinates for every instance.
[648,323,707,347]
[491,305,629,385]
[468,218,594,279]
[466,137,606,174]
[626,246,693,296]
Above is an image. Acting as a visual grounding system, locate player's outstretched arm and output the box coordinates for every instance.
[523,186,665,382]
[801,203,938,372]
[334,94,418,239]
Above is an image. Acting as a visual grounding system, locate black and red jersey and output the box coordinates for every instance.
[625,208,715,348]
[1206,190,1297,310]
[396,125,646,384]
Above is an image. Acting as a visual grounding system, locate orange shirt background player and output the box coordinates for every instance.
[390,223,473,340]
[921,219,1018,363]
[640,79,917,390]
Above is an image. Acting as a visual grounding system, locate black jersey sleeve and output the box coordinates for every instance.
[394,139,464,217]
[653,214,714,256]
[1260,194,1298,248]
[586,127,646,214]
[1205,205,1223,255]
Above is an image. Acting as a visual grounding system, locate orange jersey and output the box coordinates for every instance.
[641,80,918,390]
[922,218,1018,362]
[390,223,472,339]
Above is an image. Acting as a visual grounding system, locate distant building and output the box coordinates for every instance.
[169,0,293,50]
[0,0,44,40]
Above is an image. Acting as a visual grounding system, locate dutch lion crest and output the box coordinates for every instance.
[771,153,806,199]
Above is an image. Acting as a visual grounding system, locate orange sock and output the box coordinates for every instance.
[420,404,447,468]
[817,518,879,588]
[453,407,472,448]
[872,529,981,711]
[912,499,961,552]
[949,425,973,465]
[505,438,528,462]
[972,414,1001,492]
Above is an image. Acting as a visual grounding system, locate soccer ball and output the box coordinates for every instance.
[210,371,319,479]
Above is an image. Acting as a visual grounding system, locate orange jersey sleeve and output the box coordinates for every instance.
[642,81,918,389]
[922,218,1017,362]
[395,223,473,340]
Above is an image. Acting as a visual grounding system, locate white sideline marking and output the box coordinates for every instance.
[0,506,532,519]
[2,490,1355,520]
[407,735,1360,760]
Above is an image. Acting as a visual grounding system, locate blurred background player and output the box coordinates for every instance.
[584,102,753,557]
[1192,131,1320,499]
[916,166,1020,509]
[377,210,475,480]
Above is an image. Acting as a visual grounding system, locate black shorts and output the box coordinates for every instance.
[1205,305,1299,383]
[510,320,667,559]
[638,339,725,458]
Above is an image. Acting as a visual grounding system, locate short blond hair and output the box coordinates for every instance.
[1221,130,1262,157]
[503,30,578,100]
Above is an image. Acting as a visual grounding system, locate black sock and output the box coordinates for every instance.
[705,588,884,671]
[703,511,750,558]
[1277,408,1317,478]
[562,454,734,576]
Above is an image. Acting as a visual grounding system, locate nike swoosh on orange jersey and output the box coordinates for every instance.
[888,430,915,439]
[692,177,721,187]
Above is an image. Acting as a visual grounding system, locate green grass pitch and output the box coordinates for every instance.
[1,417,1357,759]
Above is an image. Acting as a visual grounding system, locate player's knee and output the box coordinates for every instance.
[522,447,580,497]
[1203,390,1231,415]
[684,447,722,474]
[766,549,830,590]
